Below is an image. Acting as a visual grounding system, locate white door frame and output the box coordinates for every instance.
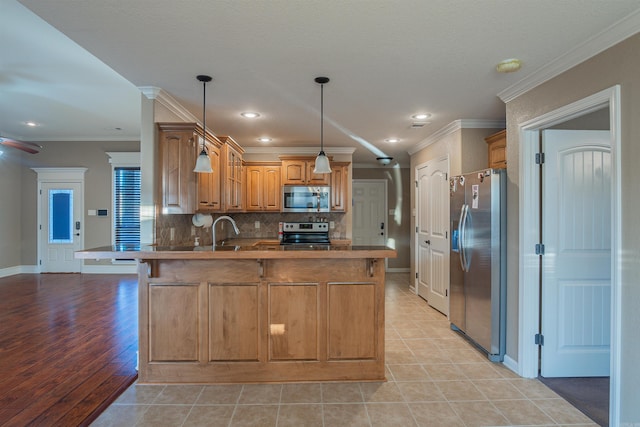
[518,86,621,425]
[33,168,87,273]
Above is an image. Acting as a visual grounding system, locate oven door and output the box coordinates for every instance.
[282,186,330,212]
[281,232,331,245]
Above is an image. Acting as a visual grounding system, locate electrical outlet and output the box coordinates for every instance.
[329,221,335,229]
[255,221,260,229]
[170,227,175,241]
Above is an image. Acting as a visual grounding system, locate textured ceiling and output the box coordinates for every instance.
[2,0,640,165]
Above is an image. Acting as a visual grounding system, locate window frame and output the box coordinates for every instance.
[107,152,141,264]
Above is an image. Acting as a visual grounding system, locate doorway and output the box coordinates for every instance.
[352,180,387,246]
[518,86,621,425]
[33,168,86,273]
[414,156,450,315]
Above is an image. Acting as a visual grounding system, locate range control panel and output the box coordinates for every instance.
[282,222,329,232]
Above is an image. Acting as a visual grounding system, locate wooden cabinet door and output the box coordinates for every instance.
[209,284,260,361]
[224,146,243,211]
[328,283,377,359]
[158,125,197,214]
[196,141,221,211]
[306,161,330,185]
[330,163,349,212]
[245,165,263,211]
[148,284,199,361]
[485,129,507,169]
[268,283,318,360]
[282,160,306,185]
[263,165,281,211]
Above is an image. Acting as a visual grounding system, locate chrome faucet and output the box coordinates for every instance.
[212,215,239,249]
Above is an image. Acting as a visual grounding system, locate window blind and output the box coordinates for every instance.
[114,167,140,249]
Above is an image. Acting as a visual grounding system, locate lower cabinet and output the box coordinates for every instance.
[138,258,385,383]
[148,283,199,362]
[209,283,259,361]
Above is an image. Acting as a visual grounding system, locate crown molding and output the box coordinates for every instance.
[407,119,505,155]
[498,9,640,103]
[243,146,356,155]
[138,86,161,99]
[138,86,198,123]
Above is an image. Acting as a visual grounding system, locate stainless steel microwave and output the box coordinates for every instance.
[282,185,330,212]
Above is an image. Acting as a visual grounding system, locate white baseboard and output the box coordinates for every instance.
[82,264,137,274]
[387,267,410,273]
[0,265,39,278]
[502,354,521,377]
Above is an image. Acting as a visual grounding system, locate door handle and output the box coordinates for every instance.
[425,240,430,245]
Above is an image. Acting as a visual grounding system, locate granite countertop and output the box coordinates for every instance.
[75,238,396,260]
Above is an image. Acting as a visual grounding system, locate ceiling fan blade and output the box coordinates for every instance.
[0,137,41,154]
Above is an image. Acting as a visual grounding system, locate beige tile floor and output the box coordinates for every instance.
[92,273,598,427]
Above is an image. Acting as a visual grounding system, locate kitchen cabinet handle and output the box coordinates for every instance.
[425,240,430,245]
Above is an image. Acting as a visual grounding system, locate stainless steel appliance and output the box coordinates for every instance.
[282,186,330,213]
[280,221,330,245]
[449,168,506,362]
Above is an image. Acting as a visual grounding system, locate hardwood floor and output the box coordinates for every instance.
[0,273,139,427]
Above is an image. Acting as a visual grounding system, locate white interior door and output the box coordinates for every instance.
[352,180,386,246]
[40,182,83,273]
[541,129,611,377]
[416,158,449,314]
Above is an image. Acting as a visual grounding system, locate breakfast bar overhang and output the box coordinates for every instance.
[76,244,396,384]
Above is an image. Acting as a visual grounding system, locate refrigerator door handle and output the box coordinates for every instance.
[458,204,467,271]
[461,204,471,272]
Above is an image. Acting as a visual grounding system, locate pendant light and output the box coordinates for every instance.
[313,76,332,174]
[193,74,214,173]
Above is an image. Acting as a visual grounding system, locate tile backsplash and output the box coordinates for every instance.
[156,212,347,246]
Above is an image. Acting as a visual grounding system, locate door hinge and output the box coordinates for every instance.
[415,272,418,279]
[535,333,544,346]
[535,243,545,255]
[445,289,448,297]
[535,152,545,165]
[415,180,418,188]
[416,226,418,233]
[39,259,42,265]
[444,173,448,181]
[445,231,448,239]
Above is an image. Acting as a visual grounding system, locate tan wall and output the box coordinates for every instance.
[0,149,25,269]
[506,33,640,422]
[352,167,411,270]
[19,141,140,266]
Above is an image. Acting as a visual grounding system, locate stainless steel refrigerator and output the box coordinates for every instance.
[450,168,506,362]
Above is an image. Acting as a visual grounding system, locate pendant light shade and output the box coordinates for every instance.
[194,75,214,173]
[313,76,332,174]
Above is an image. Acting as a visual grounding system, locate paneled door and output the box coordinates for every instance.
[416,157,449,315]
[541,130,611,377]
[40,181,83,273]
[352,180,386,246]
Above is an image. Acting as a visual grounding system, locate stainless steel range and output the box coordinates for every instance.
[280,222,330,245]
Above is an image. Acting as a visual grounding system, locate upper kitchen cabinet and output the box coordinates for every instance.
[219,136,245,212]
[196,131,223,212]
[245,162,282,212]
[485,130,507,169]
[157,123,199,214]
[280,156,330,186]
[330,162,350,212]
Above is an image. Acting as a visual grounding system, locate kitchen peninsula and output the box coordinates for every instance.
[76,242,396,384]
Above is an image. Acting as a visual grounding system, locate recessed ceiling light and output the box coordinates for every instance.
[24,121,39,127]
[411,113,431,120]
[241,112,260,119]
[385,138,400,143]
[496,58,522,73]
[258,137,272,143]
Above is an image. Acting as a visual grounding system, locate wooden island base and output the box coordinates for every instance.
[138,257,387,384]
